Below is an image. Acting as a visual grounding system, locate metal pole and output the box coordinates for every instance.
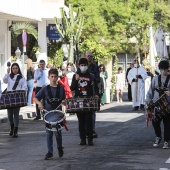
[22,46,25,75]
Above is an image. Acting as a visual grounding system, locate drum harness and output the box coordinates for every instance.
[42,85,68,134]
[146,75,170,126]
[2,75,22,94]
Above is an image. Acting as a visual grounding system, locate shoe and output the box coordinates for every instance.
[132,107,139,111]
[79,139,86,145]
[163,141,169,149]
[9,124,14,136]
[88,140,94,146]
[120,100,123,103]
[153,137,162,147]
[58,147,64,157]
[34,116,41,120]
[45,152,53,160]
[13,127,18,138]
[93,131,98,138]
[140,107,145,111]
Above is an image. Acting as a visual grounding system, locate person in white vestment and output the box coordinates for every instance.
[127,60,147,111]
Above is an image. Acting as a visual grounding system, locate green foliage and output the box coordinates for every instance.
[47,41,64,68]
[11,22,38,40]
[67,0,170,59]
[54,4,84,62]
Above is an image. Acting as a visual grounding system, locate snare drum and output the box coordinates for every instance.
[153,95,170,121]
[44,110,66,131]
[0,90,27,110]
[66,96,99,113]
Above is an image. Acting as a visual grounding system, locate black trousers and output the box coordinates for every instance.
[128,84,132,101]
[76,111,93,140]
[35,87,42,117]
[152,114,170,142]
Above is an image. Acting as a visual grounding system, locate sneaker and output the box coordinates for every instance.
[93,131,98,138]
[153,137,162,147]
[58,147,64,157]
[163,141,169,149]
[79,139,86,145]
[45,152,53,160]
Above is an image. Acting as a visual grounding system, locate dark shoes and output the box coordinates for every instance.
[9,126,18,138]
[45,152,53,160]
[79,139,86,145]
[58,147,64,157]
[34,116,41,120]
[88,140,94,146]
[132,107,139,111]
[9,124,14,136]
[13,127,18,138]
[93,131,98,138]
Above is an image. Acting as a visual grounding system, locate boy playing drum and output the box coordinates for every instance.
[70,58,99,146]
[34,69,66,160]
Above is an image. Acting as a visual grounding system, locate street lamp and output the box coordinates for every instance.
[15,47,21,60]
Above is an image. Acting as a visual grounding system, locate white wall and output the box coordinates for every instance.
[0,0,41,21]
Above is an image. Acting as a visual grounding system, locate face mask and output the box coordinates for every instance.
[58,72,62,76]
[80,66,88,72]
[71,67,75,72]
[67,67,71,72]
[160,69,168,75]
[134,64,138,68]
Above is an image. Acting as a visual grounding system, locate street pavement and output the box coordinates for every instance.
[0,92,170,170]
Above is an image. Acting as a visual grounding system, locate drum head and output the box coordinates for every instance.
[44,110,65,124]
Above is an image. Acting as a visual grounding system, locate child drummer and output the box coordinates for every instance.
[34,68,66,160]
[70,58,99,146]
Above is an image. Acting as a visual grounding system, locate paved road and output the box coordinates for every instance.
[0,97,170,170]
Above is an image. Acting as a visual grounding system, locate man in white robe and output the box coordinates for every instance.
[127,60,147,111]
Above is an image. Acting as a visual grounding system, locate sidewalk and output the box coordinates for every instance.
[0,105,36,124]
[0,88,131,124]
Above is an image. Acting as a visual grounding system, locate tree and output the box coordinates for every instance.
[54,4,84,63]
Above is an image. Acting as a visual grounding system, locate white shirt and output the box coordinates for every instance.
[3,73,27,91]
[34,68,49,87]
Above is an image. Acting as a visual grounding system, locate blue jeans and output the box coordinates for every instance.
[27,79,34,106]
[46,129,62,154]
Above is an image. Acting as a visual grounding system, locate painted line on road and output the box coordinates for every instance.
[159,168,170,170]
[165,157,170,163]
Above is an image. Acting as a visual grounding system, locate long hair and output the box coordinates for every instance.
[10,63,23,79]
[26,58,33,70]
[99,64,106,72]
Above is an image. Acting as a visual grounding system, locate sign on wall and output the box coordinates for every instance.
[47,24,61,40]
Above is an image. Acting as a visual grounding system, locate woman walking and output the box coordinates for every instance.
[26,58,34,106]
[99,64,108,105]
[3,63,27,137]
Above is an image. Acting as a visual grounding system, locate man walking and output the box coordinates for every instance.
[127,60,147,111]
[85,51,100,138]
[34,60,49,120]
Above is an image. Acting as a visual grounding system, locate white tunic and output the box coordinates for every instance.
[127,66,147,107]
[115,73,124,90]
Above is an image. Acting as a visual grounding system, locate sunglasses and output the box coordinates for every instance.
[100,67,103,69]
[86,55,93,58]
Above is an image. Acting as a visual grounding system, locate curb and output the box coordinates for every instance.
[0,111,36,124]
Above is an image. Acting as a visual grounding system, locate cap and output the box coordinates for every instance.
[79,58,88,65]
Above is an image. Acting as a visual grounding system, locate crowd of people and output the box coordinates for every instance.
[0,51,109,160]
[1,51,170,160]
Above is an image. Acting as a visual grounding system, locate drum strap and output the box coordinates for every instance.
[46,85,60,109]
[158,75,170,97]
[12,75,22,90]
